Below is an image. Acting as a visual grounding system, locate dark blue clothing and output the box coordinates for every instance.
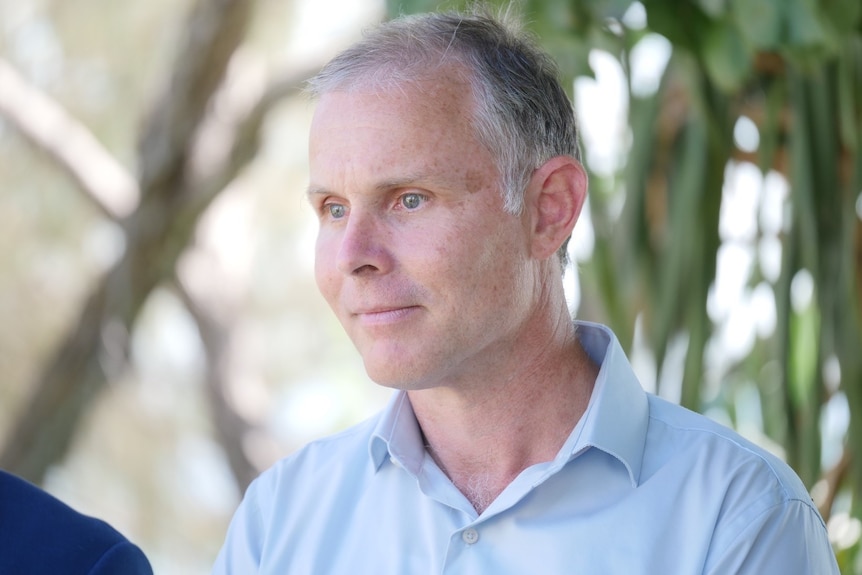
[0,469,153,574]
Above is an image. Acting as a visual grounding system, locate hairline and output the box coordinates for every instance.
[307,57,514,201]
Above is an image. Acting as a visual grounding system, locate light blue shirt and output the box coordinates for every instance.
[212,322,838,574]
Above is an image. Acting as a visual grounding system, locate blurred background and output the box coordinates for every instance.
[0,0,860,572]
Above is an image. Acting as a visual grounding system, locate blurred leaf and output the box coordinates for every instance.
[784,0,827,47]
[730,0,781,50]
[835,540,862,575]
[757,78,784,174]
[701,21,751,92]
[787,289,823,485]
[837,41,860,151]
[386,0,468,17]
[788,300,820,408]
[647,2,712,51]
[593,0,639,21]
[787,68,820,272]
[651,113,707,361]
[695,0,729,19]
[543,34,595,85]
[621,79,664,268]
[819,0,862,38]
[805,71,840,245]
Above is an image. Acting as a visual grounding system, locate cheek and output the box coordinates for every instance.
[313,234,338,300]
[460,219,531,300]
[430,223,505,294]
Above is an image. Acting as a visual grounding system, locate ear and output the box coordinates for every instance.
[524,156,588,260]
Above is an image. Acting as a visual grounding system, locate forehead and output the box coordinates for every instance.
[311,66,475,132]
[308,69,497,190]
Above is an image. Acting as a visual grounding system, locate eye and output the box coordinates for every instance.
[326,203,346,219]
[399,193,426,211]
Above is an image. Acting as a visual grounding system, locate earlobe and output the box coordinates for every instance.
[527,156,588,260]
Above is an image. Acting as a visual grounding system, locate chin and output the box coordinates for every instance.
[357,342,427,388]
[362,360,437,391]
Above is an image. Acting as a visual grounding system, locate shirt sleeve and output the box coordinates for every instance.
[211,479,266,575]
[88,541,154,575]
[704,498,839,574]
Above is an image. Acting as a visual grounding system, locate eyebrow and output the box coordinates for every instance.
[305,173,450,199]
[305,185,328,199]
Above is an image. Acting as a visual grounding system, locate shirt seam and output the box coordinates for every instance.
[646,412,801,504]
[704,497,820,573]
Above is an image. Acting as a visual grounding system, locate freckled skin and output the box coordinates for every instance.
[309,70,542,392]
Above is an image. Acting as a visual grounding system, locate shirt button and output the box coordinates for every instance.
[461,528,479,545]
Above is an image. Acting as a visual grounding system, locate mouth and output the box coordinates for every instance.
[353,305,420,325]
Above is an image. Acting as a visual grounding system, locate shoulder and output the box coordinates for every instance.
[644,395,816,510]
[642,397,838,571]
[88,540,153,575]
[213,412,398,572]
[223,413,386,553]
[0,471,153,575]
[247,413,382,501]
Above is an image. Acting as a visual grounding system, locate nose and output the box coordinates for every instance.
[335,210,392,276]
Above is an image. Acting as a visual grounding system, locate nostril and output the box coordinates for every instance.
[352,264,379,275]
[335,214,391,275]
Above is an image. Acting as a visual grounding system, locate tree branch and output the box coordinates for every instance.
[816,445,852,522]
[0,0,256,483]
[0,59,139,219]
[173,266,260,492]
[0,0,323,488]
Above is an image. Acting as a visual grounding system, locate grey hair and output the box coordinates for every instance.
[306,8,581,264]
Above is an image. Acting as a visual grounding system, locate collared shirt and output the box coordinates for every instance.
[212,322,838,574]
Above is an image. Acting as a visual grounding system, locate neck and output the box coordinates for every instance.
[408,309,597,514]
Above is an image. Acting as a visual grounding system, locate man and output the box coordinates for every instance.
[0,469,153,574]
[213,9,838,573]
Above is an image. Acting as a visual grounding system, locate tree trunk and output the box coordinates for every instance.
[0,0,254,483]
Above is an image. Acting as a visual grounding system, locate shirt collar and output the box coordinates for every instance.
[563,321,649,487]
[368,321,649,486]
[369,391,425,474]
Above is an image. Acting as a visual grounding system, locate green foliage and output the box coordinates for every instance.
[731,0,782,50]
[701,19,750,91]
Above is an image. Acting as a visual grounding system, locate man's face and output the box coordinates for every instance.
[308,72,540,390]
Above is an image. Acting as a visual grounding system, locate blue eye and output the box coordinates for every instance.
[327,203,346,219]
[400,193,425,210]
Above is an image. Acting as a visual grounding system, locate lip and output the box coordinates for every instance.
[353,306,420,325]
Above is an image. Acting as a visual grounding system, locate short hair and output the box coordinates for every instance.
[306,8,581,264]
